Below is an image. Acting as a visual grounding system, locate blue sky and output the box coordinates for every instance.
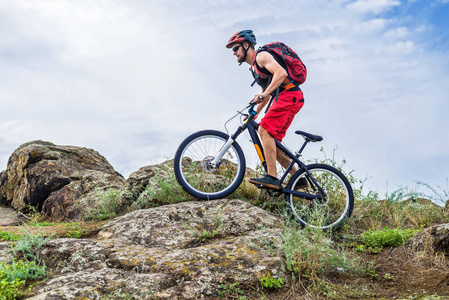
[0,0,448,202]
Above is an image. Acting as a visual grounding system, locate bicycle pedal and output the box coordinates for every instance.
[249,182,267,189]
[254,184,281,191]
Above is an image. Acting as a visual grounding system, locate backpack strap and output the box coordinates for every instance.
[264,87,279,114]
[253,45,299,113]
[264,81,299,113]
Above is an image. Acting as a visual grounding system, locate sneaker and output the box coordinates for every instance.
[294,177,309,189]
[249,175,281,190]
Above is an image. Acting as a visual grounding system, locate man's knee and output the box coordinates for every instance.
[258,125,271,138]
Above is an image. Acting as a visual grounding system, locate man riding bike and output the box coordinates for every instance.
[226,30,305,190]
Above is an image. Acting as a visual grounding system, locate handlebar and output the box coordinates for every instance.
[247,95,263,116]
[248,102,257,116]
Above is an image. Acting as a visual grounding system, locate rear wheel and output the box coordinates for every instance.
[285,163,354,230]
[174,130,246,200]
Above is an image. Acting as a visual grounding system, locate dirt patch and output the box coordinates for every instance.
[369,246,449,298]
[322,246,449,299]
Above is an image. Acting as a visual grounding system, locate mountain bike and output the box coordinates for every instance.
[174,103,354,230]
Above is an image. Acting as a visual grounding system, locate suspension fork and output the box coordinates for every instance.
[210,122,248,167]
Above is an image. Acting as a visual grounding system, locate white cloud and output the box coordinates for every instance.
[382,27,410,39]
[388,40,415,53]
[0,0,448,196]
[347,0,401,14]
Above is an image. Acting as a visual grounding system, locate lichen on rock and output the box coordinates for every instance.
[32,199,285,299]
[0,140,125,220]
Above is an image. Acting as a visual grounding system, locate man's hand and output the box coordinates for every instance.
[250,93,269,104]
[249,93,272,120]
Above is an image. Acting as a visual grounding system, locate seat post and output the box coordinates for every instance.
[297,139,310,156]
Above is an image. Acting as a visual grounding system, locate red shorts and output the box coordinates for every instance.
[259,90,304,142]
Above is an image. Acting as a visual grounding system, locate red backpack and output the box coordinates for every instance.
[253,42,307,86]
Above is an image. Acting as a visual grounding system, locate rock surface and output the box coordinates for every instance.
[31,199,284,299]
[406,223,449,255]
[0,141,125,220]
[118,160,175,207]
[0,205,24,226]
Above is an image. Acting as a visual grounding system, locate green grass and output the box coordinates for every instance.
[29,221,55,227]
[260,273,284,289]
[11,228,52,263]
[65,223,86,238]
[131,170,195,210]
[219,282,246,299]
[0,260,46,300]
[359,227,420,248]
[0,227,51,299]
[0,230,22,242]
[0,277,28,300]
[82,189,123,221]
[0,260,46,282]
[281,215,374,297]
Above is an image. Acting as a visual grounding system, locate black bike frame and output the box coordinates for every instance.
[229,110,321,201]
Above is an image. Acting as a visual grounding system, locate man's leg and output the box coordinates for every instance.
[258,126,277,177]
[276,150,297,176]
[248,126,281,189]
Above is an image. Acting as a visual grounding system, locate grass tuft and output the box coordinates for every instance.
[359,227,420,248]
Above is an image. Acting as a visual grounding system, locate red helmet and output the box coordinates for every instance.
[226,30,257,48]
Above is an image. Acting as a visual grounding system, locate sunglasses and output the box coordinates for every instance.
[232,45,241,52]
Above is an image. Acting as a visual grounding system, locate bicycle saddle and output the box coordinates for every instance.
[295,130,323,142]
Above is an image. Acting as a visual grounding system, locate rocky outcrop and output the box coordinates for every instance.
[0,141,125,220]
[405,223,449,255]
[118,160,175,207]
[31,199,285,299]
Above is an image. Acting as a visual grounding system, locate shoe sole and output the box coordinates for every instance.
[248,179,280,190]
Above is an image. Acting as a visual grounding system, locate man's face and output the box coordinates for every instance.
[231,43,245,64]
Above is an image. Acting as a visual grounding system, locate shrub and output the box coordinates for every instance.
[260,273,284,289]
[359,227,420,248]
[0,259,45,300]
[0,277,27,300]
[11,228,52,263]
[0,260,46,282]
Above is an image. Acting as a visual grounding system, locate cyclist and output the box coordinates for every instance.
[226,30,305,190]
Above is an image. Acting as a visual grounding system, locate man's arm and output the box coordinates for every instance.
[252,51,287,106]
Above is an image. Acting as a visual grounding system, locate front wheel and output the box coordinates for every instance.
[174,130,246,200]
[285,164,354,230]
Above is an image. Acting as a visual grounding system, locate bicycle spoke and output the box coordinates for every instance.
[287,164,353,230]
[175,131,245,198]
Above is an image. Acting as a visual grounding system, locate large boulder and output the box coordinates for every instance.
[405,223,449,255]
[0,141,125,220]
[31,200,285,299]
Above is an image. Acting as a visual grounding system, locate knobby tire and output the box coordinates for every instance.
[174,130,246,200]
[286,163,354,230]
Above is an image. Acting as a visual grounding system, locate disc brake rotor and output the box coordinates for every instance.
[314,187,329,206]
[202,156,217,173]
